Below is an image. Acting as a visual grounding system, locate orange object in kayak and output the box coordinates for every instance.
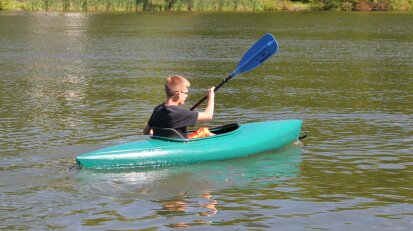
[188,127,213,139]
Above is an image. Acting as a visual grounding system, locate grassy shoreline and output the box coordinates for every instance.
[1,0,412,11]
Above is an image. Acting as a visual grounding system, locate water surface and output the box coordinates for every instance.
[1,11,412,230]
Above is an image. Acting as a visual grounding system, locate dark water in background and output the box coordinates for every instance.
[0,11,412,230]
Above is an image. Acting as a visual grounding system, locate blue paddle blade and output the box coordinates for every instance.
[232,33,278,76]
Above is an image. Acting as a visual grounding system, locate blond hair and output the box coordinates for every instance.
[165,75,190,98]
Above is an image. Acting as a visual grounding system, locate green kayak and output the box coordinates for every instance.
[76,120,303,169]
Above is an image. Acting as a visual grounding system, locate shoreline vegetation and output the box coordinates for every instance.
[1,0,412,12]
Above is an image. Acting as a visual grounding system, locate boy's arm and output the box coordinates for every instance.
[197,87,215,121]
[143,124,153,135]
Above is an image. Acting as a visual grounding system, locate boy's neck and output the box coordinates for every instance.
[165,98,180,106]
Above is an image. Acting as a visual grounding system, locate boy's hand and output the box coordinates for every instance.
[206,87,215,100]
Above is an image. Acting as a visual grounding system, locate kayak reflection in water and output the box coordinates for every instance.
[143,75,216,139]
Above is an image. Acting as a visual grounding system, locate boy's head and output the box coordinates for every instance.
[165,75,190,99]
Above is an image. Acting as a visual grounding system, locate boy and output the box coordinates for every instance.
[143,75,215,138]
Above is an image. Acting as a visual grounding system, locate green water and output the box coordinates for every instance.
[1,11,412,230]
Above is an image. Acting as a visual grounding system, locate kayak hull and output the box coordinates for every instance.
[76,120,302,169]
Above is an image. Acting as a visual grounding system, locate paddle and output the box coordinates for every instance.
[190,33,279,110]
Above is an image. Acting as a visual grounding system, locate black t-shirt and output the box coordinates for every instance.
[148,103,198,137]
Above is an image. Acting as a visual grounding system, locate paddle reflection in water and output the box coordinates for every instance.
[74,144,302,227]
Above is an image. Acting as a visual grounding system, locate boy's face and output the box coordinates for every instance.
[177,87,189,105]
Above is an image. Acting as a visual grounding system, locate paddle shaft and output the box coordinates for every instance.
[190,74,234,111]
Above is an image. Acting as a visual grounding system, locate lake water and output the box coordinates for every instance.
[1,11,412,230]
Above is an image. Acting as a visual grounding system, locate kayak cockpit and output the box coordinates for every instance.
[150,123,240,142]
[208,123,240,135]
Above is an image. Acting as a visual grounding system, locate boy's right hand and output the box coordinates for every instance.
[206,87,215,100]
